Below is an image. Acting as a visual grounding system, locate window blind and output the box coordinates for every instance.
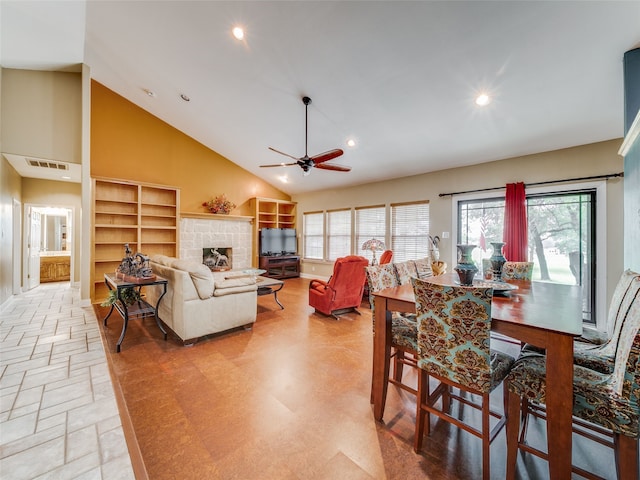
[356,206,386,264]
[303,212,324,259]
[391,201,429,262]
[327,209,351,260]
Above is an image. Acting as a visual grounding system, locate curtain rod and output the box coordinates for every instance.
[438,172,624,197]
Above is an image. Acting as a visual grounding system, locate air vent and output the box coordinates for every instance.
[26,159,69,170]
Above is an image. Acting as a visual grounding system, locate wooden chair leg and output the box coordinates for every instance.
[519,396,531,444]
[506,390,521,480]
[614,433,638,480]
[442,384,451,413]
[482,393,491,480]
[414,369,429,453]
[394,349,405,382]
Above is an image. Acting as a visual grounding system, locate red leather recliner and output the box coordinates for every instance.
[379,250,393,265]
[309,255,369,319]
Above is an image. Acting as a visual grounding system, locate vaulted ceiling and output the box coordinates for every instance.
[2,1,639,194]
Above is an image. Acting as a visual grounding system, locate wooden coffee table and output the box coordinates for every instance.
[256,276,285,309]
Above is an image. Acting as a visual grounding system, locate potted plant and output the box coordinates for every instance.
[101,287,141,307]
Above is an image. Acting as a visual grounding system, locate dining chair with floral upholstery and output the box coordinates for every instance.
[501,261,534,280]
[365,264,418,413]
[414,257,433,279]
[577,269,640,348]
[523,270,640,375]
[505,276,640,480]
[482,258,493,279]
[394,260,418,285]
[411,278,516,480]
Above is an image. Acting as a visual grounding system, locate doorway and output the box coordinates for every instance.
[23,205,74,290]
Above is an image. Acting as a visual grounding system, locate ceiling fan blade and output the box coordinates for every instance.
[310,148,344,165]
[260,162,298,168]
[315,163,351,172]
[268,146,301,162]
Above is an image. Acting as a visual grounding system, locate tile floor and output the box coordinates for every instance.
[0,282,134,480]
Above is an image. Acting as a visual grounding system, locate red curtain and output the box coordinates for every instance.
[503,182,528,261]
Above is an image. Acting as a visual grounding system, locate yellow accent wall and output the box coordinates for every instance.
[90,81,289,215]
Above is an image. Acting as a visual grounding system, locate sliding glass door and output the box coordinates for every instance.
[458,189,596,324]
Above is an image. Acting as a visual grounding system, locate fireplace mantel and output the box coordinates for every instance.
[181,212,254,223]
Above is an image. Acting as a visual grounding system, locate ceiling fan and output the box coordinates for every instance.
[260,96,350,176]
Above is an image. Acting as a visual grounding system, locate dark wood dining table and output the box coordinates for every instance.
[371,273,583,480]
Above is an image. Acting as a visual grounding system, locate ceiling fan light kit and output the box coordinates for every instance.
[260,96,350,176]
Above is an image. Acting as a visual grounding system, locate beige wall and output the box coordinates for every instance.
[293,139,624,306]
[90,81,290,215]
[21,178,82,281]
[1,155,23,304]
[1,69,82,163]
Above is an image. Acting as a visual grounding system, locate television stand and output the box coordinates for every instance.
[259,255,300,279]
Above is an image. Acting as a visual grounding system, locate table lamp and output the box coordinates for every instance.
[362,238,386,265]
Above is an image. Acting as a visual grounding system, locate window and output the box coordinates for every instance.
[304,201,430,264]
[303,212,324,259]
[356,206,386,264]
[327,209,351,260]
[455,183,604,325]
[391,201,430,262]
[458,198,505,253]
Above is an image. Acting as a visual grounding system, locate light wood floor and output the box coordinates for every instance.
[95,277,618,480]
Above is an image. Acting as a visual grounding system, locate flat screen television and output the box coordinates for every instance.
[260,228,297,256]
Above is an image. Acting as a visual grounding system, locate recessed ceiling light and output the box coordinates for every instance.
[180,94,190,102]
[279,175,288,183]
[143,88,156,98]
[61,175,71,180]
[475,94,490,106]
[232,26,244,40]
[346,138,356,148]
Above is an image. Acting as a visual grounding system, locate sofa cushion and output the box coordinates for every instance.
[214,276,257,289]
[151,254,174,267]
[171,259,215,299]
[213,284,258,296]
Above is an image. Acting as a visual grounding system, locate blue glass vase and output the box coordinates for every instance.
[455,244,478,286]
[490,242,507,281]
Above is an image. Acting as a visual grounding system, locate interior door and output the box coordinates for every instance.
[27,207,41,290]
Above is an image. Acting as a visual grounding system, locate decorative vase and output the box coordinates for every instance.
[489,242,507,281]
[455,244,478,286]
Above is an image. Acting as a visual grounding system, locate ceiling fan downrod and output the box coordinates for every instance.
[303,96,311,159]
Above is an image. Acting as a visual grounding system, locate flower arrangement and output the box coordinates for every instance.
[202,194,236,215]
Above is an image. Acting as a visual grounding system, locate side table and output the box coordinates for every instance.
[103,272,168,352]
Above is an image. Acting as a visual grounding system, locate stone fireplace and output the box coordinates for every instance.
[180,213,252,270]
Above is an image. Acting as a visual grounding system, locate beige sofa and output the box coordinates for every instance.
[145,255,258,344]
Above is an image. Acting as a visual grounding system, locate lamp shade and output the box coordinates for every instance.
[362,238,386,252]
